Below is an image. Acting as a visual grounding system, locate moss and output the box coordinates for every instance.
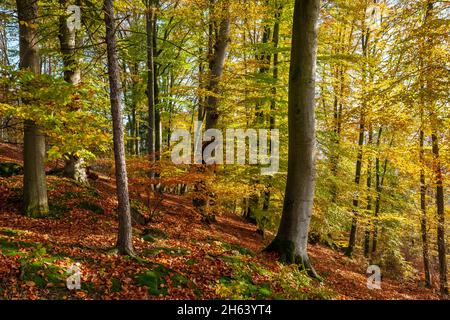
[111,277,122,292]
[0,228,26,237]
[221,242,255,256]
[144,247,189,256]
[186,258,196,266]
[25,203,50,218]
[265,238,321,280]
[141,228,168,242]
[47,203,67,219]
[135,266,169,295]
[18,246,69,289]
[78,201,104,215]
[264,238,296,263]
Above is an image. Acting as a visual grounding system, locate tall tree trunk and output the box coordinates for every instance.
[17,0,49,217]
[58,0,89,186]
[364,126,373,257]
[104,0,134,256]
[431,131,448,295]
[204,0,231,130]
[146,0,155,158]
[417,1,432,287]
[153,9,161,161]
[262,4,283,213]
[346,13,370,257]
[419,126,432,288]
[246,4,272,224]
[346,112,364,257]
[372,128,389,257]
[422,0,447,295]
[265,0,320,278]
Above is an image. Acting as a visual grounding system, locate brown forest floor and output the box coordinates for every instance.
[0,143,444,300]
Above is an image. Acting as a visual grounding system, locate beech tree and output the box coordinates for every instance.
[58,0,89,185]
[17,0,49,216]
[104,0,134,255]
[204,0,231,130]
[265,0,320,278]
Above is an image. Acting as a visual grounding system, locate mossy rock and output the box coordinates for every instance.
[0,162,23,177]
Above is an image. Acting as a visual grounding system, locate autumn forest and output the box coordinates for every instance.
[0,0,448,301]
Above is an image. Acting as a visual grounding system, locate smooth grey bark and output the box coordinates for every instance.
[204,0,231,130]
[265,0,320,278]
[104,0,134,255]
[17,0,49,217]
[146,0,156,158]
[58,0,88,186]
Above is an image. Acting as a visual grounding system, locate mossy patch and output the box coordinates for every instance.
[144,247,189,256]
[264,238,296,263]
[111,277,122,293]
[78,201,104,215]
[135,265,170,295]
[18,245,71,289]
[135,264,190,296]
[0,236,36,256]
[0,227,26,237]
[141,228,168,243]
[216,275,272,299]
[221,242,255,256]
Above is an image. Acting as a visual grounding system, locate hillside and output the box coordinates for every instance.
[0,143,441,300]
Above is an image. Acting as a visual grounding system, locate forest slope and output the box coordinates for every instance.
[0,143,441,300]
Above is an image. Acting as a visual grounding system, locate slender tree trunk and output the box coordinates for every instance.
[146,0,155,157]
[431,131,448,295]
[152,7,161,161]
[167,71,174,148]
[416,1,433,287]
[346,17,370,257]
[131,63,140,156]
[17,0,49,217]
[265,0,320,278]
[330,70,344,203]
[58,0,89,186]
[364,127,373,257]
[263,4,283,213]
[419,126,432,288]
[104,0,134,256]
[422,0,447,295]
[346,112,364,257]
[372,134,389,257]
[205,0,231,130]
